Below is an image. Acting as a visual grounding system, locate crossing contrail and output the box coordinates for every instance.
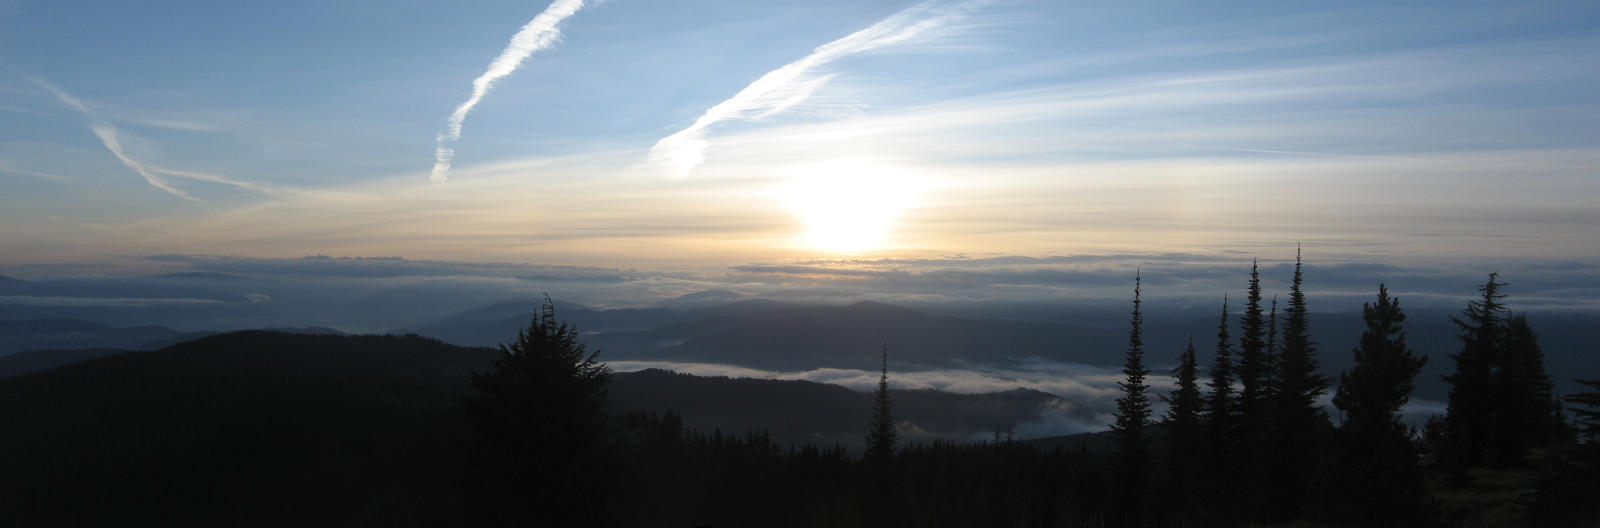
[431,0,587,183]
[31,78,202,202]
[646,0,989,180]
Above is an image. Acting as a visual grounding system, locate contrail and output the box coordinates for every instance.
[31,78,202,202]
[647,0,989,180]
[431,0,587,183]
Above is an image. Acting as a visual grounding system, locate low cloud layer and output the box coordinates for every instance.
[609,358,1160,438]
[609,358,1449,438]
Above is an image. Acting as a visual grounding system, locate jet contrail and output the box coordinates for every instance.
[647,0,989,180]
[31,78,202,202]
[431,0,587,183]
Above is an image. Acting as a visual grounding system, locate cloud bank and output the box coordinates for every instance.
[645,0,989,180]
[431,0,586,183]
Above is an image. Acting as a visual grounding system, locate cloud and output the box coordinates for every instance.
[431,0,587,183]
[29,78,267,202]
[609,357,1157,435]
[645,0,990,180]
[30,79,196,202]
[0,295,225,307]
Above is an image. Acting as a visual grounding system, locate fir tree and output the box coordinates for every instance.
[1265,295,1280,402]
[1202,297,1239,520]
[1567,379,1600,449]
[1495,314,1562,465]
[1443,273,1507,468]
[862,344,898,524]
[1205,297,1237,434]
[1333,284,1427,523]
[1267,246,1330,522]
[1111,271,1152,527]
[865,344,897,466]
[1163,337,1204,521]
[465,296,615,526]
[1237,260,1269,418]
[1235,260,1272,520]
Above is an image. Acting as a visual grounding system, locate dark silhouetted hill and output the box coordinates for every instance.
[0,331,498,526]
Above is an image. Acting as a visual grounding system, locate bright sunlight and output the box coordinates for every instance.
[780,161,917,253]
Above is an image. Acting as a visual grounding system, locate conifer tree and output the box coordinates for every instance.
[1111,271,1152,527]
[862,344,898,526]
[1202,297,1239,520]
[1205,297,1237,434]
[1495,314,1562,465]
[1267,247,1329,522]
[1333,284,1427,523]
[865,344,897,466]
[1164,337,1204,521]
[1557,380,1600,519]
[1265,295,1280,402]
[1237,260,1269,418]
[1443,273,1506,468]
[465,296,615,526]
[1234,260,1272,519]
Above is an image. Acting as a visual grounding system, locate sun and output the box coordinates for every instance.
[780,161,917,253]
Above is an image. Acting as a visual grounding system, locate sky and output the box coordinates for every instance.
[3,0,1598,279]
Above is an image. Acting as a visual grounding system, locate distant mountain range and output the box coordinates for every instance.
[4,283,1595,401]
[407,298,1599,400]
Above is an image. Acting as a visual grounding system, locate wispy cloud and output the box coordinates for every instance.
[30,78,201,202]
[29,78,274,202]
[645,0,990,180]
[431,0,587,183]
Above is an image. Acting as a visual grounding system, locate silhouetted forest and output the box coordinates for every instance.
[2,259,1597,526]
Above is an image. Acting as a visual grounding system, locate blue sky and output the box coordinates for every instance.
[2,0,1598,273]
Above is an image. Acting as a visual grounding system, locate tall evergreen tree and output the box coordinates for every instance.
[1111,271,1152,527]
[1495,314,1562,465]
[1333,284,1427,523]
[1205,297,1237,434]
[1443,273,1507,468]
[865,344,897,466]
[862,344,898,525]
[1164,337,1204,521]
[465,296,615,526]
[1265,295,1280,402]
[1202,297,1239,520]
[1267,247,1330,522]
[1237,260,1269,418]
[1234,260,1272,520]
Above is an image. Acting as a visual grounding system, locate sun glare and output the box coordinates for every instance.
[780,161,917,253]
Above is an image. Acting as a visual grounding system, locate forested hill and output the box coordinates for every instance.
[0,331,1092,525]
[0,331,495,525]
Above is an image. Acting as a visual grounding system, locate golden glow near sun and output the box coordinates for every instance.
[780,160,917,253]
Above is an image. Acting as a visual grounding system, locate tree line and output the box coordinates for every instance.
[474,254,1600,526]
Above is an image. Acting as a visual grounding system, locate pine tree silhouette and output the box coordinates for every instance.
[1495,313,1563,466]
[1202,296,1239,518]
[1333,284,1427,523]
[863,344,898,525]
[1235,260,1272,519]
[1267,246,1329,522]
[464,295,615,527]
[1110,271,1151,527]
[1443,273,1507,469]
[1237,260,1269,419]
[865,344,897,466]
[1163,336,1203,521]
